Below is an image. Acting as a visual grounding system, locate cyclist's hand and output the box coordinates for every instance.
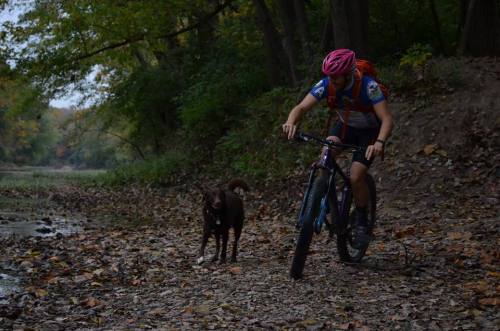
[282,122,297,140]
[365,141,384,160]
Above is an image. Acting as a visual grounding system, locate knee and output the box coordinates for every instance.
[325,136,342,155]
[350,172,365,186]
[326,135,341,143]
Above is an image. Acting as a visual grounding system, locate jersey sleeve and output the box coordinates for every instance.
[309,78,329,101]
[366,79,385,105]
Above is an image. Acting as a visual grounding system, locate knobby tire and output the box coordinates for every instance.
[290,173,328,279]
[337,174,377,263]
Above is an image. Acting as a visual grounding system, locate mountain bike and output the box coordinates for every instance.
[290,132,377,279]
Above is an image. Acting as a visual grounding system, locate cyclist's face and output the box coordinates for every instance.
[329,74,347,89]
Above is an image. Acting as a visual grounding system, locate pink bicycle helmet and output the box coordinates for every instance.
[322,49,356,76]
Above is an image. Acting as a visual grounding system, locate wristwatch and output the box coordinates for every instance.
[376,139,386,146]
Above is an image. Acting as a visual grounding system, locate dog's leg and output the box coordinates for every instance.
[231,221,242,262]
[211,231,220,262]
[198,227,210,264]
[220,228,229,264]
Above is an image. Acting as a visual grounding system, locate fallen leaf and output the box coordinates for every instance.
[229,267,242,274]
[183,306,194,314]
[423,144,438,155]
[195,304,211,315]
[393,225,416,239]
[81,297,100,308]
[339,322,353,330]
[478,297,500,306]
[147,308,165,316]
[35,288,48,298]
[447,231,472,240]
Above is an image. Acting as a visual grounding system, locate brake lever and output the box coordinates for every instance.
[294,132,309,142]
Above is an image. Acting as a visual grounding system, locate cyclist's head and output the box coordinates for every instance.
[322,49,356,77]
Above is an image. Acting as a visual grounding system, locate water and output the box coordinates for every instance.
[0,167,101,305]
[0,271,20,305]
[0,215,83,238]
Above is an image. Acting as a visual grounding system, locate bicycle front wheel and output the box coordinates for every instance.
[290,172,328,279]
[337,173,377,263]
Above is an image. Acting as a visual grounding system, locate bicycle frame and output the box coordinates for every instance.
[296,133,362,235]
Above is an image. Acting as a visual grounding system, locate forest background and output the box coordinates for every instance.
[0,0,498,185]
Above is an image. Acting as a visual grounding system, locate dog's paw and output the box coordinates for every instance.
[196,256,205,265]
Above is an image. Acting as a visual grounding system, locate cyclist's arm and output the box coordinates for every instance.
[373,100,393,142]
[366,100,393,160]
[283,94,319,139]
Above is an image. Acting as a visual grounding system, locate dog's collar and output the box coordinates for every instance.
[205,207,222,226]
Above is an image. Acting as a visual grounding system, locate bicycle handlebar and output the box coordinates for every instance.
[294,131,365,153]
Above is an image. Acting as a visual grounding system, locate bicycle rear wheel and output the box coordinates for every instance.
[290,172,328,279]
[337,174,376,263]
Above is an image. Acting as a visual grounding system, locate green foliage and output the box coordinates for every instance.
[0,67,58,165]
[104,66,182,155]
[97,150,188,186]
[209,87,321,179]
[400,43,433,69]
[379,56,464,93]
[178,17,268,148]
[0,0,476,184]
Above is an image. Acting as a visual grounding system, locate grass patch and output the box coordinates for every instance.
[0,168,106,189]
[96,150,189,186]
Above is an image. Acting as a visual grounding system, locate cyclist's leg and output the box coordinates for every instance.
[349,126,379,248]
[350,161,370,208]
[349,125,379,205]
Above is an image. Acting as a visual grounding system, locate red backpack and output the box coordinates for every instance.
[324,59,389,137]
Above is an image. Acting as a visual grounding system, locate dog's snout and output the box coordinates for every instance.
[212,198,222,209]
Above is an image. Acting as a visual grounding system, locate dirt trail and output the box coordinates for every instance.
[0,176,498,330]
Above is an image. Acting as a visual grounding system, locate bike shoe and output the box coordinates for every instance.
[352,225,371,250]
[351,209,370,249]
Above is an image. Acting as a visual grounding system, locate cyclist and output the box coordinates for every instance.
[283,48,394,249]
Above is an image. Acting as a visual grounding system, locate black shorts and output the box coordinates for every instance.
[329,122,380,167]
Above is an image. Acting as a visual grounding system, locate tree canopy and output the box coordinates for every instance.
[0,0,498,172]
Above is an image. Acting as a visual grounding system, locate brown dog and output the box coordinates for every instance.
[197,179,249,264]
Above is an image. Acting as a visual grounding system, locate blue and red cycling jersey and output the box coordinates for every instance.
[310,75,385,129]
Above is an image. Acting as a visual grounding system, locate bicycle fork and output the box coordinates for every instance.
[313,172,335,234]
[296,165,336,235]
[296,166,318,229]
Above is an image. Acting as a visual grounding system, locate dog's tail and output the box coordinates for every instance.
[228,178,249,192]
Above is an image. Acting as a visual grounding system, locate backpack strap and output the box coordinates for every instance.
[340,69,363,140]
[323,80,337,137]
[352,69,363,99]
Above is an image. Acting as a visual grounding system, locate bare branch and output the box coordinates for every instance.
[68,0,235,64]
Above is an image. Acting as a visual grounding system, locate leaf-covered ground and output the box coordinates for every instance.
[0,165,498,330]
[1,58,499,330]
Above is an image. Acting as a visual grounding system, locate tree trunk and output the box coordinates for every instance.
[458,0,500,56]
[294,0,313,61]
[345,0,369,58]
[252,0,293,86]
[330,0,369,57]
[276,0,299,84]
[330,0,350,49]
[428,0,446,54]
[320,2,335,52]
